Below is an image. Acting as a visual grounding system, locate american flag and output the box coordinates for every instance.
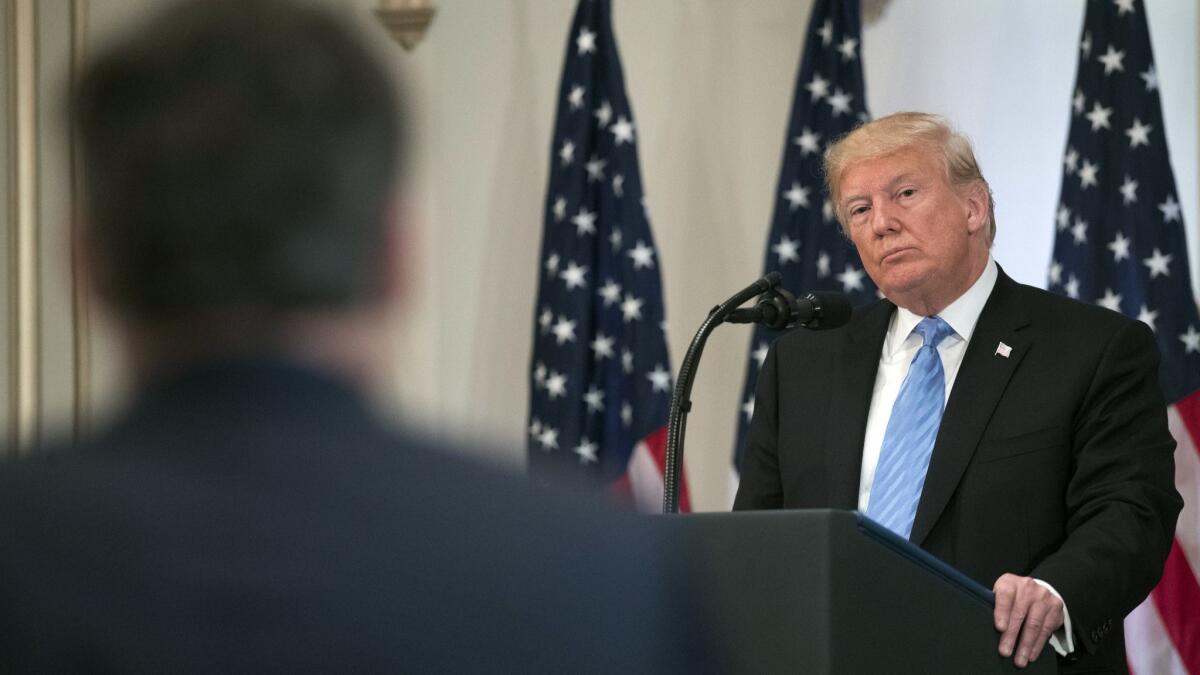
[1048,0,1200,671]
[527,0,688,512]
[732,0,877,477]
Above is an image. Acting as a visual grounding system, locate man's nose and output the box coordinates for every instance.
[869,198,899,236]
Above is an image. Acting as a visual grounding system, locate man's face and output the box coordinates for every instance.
[837,145,987,313]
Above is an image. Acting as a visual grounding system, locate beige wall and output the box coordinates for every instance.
[3,0,1198,512]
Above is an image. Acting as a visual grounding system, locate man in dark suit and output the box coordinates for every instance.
[0,1,710,672]
[734,112,1181,673]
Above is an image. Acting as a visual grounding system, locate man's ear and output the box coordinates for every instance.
[963,181,990,236]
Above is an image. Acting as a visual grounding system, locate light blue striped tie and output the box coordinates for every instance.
[867,316,955,540]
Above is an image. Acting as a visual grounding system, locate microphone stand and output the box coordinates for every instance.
[662,272,782,514]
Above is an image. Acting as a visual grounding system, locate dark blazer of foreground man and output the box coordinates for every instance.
[735,113,1181,674]
[0,1,709,672]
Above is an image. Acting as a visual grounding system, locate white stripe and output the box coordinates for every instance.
[1167,405,1200,580]
[1126,597,1187,675]
[627,440,664,514]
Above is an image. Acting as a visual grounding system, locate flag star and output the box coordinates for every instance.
[1080,31,1092,57]
[620,401,633,428]
[1180,325,1200,354]
[609,227,623,251]
[772,234,801,264]
[837,264,865,292]
[1072,89,1086,115]
[805,74,830,101]
[545,252,560,273]
[572,207,597,236]
[560,262,588,290]
[533,362,547,386]
[583,386,605,413]
[567,84,585,110]
[1085,102,1113,131]
[529,417,542,438]
[576,27,596,55]
[621,349,634,374]
[620,294,644,322]
[1113,0,1135,15]
[627,240,656,270]
[573,438,598,464]
[1119,176,1139,205]
[597,279,622,306]
[816,251,831,278]
[1064,274,1080,299]
[1158,195,1181,223]
[826,88,853,116]
[822,200,835,223]
[752,342,769,369]
[794,127,822,155]
[538,308,554,334]
[646,364,671,393]
[1049,260,1063,285]
[1077,159,1100,189]
[1143,248,1173,278]
[1140,66,1158,91]
[551,316,577,344]
[783,182,811,210]
[742,396,755,422]
[1125,118,1152,148]
[1097,288,1122,312]
[1056,204,1071,231]
[537,426,559,451]
[545,371,568,399]
[594,100,612,128]
[559,140,575,166]
[817,19,833,46]
[552,196,567,222]
[1071,218,1088,244]
[1098,45,1125,74]
[836,36,858,61]
[1137,304,1159,332]
[1063,146,1079,174]
[612,174,624,197]
[610,116,635,145]
[585,156,607,183]
[1108,231,1132,262]
[590,333,615,360]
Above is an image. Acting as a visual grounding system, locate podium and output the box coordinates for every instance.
[670,509,1056,674]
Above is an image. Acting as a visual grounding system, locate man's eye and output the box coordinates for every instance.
[898,188,916,198]
[850,205,869,216]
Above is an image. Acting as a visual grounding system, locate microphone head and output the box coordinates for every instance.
[802,292,852,330]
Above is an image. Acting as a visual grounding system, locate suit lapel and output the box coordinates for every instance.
[910,270,1032,546]
[823,300,893,509]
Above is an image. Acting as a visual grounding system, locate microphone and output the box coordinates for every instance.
[725,289,852,330]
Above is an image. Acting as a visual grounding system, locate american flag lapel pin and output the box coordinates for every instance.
[995,342,1012,358]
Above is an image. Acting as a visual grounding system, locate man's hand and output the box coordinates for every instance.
[993,573,1065,668]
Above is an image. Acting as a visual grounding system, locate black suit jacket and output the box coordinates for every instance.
[735,269,1181,673]
[0,359,710,673]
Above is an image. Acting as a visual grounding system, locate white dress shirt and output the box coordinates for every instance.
[856,258,1074,656]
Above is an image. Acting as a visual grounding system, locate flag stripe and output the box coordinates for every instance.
[1168,400,1200,580]
[1152,540,1200,673]
[1127,597,1187,675]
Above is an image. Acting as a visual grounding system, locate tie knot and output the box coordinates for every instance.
[914,316,954,349]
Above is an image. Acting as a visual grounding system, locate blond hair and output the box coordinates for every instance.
[823,112,996,243]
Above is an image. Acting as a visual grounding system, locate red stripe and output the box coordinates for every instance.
[1150,540,1200,673]
[642,426,691,512]
[1175,390,1200,455]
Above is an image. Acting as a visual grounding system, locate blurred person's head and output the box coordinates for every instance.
[74,0,405,385]
[824,112,993,315]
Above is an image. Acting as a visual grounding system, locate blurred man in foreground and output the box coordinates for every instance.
[0,1,707,671]
[734,112,1180,673]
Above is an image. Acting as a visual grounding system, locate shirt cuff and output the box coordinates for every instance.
[1033,578,1075,656]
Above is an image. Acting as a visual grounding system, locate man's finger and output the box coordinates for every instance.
[999,590,1029,658]
[993,574,1017,632]
[1027,603,1064,664]
[1013,597,1050,667]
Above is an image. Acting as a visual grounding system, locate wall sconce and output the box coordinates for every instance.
[375,0,437,51]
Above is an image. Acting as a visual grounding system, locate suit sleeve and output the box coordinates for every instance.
[1031,319,1182,655]
[733,344,784,510]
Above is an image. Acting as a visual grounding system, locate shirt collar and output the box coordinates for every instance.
[884,257,998,356]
